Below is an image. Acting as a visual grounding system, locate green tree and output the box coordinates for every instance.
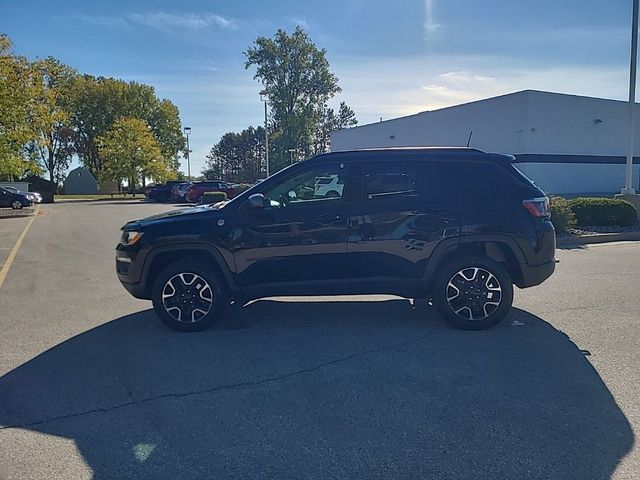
[245,27,356,172]
[97,117,169,190]
[204,126,265,183]
[0,34,41,179]
[312,102,358,154]
[27,57,77,185]
[149,99,186,171]
[69,76,185,178]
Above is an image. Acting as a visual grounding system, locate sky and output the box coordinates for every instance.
[0,0,635,175]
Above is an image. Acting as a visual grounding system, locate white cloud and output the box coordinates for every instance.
[71,14,129,29]
[289,17,310,30]
[72,12,239,33]
[438,71,496,85]
[128,13,238,32]
[332,54,628,124]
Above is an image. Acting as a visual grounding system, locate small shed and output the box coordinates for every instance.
[64,167,98,195]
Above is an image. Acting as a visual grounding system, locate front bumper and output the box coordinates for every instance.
[116,246,150,299]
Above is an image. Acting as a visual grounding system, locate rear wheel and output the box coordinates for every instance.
[433,256,513,330]
[151,262,227,332]
[11,200,23,210]
[325,190,340,199]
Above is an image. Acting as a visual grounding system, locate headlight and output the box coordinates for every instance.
[120,231,143,246]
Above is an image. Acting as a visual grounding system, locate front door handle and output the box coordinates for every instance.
[414,205,447,214]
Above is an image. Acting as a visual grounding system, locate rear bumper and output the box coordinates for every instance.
[516,259,556,288]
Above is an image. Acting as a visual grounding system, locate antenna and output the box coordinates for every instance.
[466,130,473,147]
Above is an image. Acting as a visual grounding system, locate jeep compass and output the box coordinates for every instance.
[116,147,556,331]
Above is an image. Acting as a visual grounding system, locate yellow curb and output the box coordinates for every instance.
[0,205,40,290]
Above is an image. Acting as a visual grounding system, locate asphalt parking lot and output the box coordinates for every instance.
[0,201,638,479]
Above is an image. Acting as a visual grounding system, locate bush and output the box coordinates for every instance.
[568,197,638,227]
[233,183,253,195]
[549,196,576,233]
[201,191,228,204]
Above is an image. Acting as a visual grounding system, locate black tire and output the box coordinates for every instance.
[325,190,340,199]
[151,262,228,332]
[11,200,23,210]
[432,256,513,330]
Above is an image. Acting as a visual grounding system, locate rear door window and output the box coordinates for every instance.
[361,161,444,201]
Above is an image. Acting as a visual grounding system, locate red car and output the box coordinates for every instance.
[185,181,236,203]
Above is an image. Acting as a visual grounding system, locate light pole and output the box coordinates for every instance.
[623,0,639,194]
[288,148,297,165]
[184,126,191,180]
[260,90,269,177]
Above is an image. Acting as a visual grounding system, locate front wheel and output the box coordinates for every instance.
[432,256,513,330]
[151,262,227,332]
[11,200,23,210]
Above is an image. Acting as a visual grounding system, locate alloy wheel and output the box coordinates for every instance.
[11,201,22,210]
[161,273,214,323]
[446,267,502,321]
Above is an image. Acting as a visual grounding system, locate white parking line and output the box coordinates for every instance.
[587,241,640,248]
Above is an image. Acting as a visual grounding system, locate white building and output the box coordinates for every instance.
[330,90,640,195]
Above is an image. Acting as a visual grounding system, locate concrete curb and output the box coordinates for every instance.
[0,208,37,219]
[557,231,640,246]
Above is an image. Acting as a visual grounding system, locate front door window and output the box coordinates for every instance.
[262,165,346,208]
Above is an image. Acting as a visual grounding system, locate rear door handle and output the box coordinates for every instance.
[317,214,344,224]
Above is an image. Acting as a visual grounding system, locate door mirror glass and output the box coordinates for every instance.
[247,193,265,209]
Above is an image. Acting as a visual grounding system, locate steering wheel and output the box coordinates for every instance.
[278,194,290,206]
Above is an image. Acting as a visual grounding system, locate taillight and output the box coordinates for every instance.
[522,197,550,218]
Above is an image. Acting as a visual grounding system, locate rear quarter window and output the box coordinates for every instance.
[443,161,517,202]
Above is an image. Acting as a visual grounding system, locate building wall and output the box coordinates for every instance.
[64,168,98,195]
[521,91,637,156]
[331,90,640,194]
[331,92,527,153]
[516,163,640,195]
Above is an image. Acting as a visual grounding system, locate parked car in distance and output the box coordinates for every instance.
[3,186,42,203]
[116,147,556,332]
[314,175,344,198]
[171,182,192,202]
[185,181,236,203]
[0,186,34,209]
[148,181,183,203]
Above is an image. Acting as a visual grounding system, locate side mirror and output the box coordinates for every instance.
[247,193,265,209]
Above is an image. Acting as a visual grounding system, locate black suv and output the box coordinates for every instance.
[116,148,555,331]
[147,181,183,203]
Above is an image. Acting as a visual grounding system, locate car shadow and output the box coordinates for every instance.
[0,302,633,479]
